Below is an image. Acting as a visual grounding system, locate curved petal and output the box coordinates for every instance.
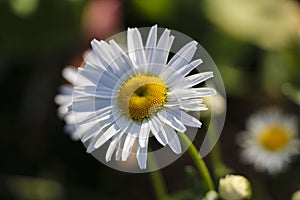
[136,139,149,169]
[139,119,151,148]
[168,41,198,71]
[157,109,187,132]
[145,25,157,65]
[94,123,121,148]
[164,125,182,154]
[184,72,214,88]
[121,122,141,161]
[127,28,147,67]
[149,116,168,146]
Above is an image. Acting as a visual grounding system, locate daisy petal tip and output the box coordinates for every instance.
[138,164,147,170]
[86,147,94,154]
[105,155,111,162]
[137,156,147,169]
[173,146,182,154]
[121,152,130,161]
[90,39,99,46]
[138,138,146,148]
[210,88,217,95]
[191,40,198,46]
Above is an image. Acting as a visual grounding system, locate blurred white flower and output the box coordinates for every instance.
[292,190,300,200]
[203,0,300,50]
[58,25,216,169]
[202,90,226,116]
[55,67,79,140]
[203,190,218,200]
[218,175,251,200]
[237,108,300,174]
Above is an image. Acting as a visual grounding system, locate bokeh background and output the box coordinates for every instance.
[1,0,300,199]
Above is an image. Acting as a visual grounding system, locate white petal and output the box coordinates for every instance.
[163,69,188,88]
[180,100,208,111]
[81,117,114,142]
[77,106,112,125]
[109,40,134,74]
[115,134,126,161]
[164,100,179,107]
[64,124,78,140]
[164,125,182,154]
[83,50,106,70]
[185,72,214,88]
[139,119,150,148]
[81,122,102,143]
[153,29,174,66]
[58,85,73,95]
[145,25,157,64]
[168,88,216,100]
[94,124,120,148]
[177,59,203,77]
[136,139,149,169]
[86,133,101,153]
[191,88,217,97]
[127,28,147,67]
[75,86,115,100]
[149,116,168,146]
[91,39,120,74]
[98,70,119,88]
[178,110,202,128]
[72,99,95,112]
[106,135,121,162]
[121,135,136,161]
[168,41,198,71]
[62,67,77,84]
[157,109,187,132]
[77,65,101,86]
[105,121,130,162]
[55,92,72,105]
[121,123,140,161]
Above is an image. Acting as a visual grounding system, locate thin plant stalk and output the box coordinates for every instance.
[178,132,215,191]
[148,147,168,200]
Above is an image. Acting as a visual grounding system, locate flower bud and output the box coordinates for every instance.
[218,175,251,200]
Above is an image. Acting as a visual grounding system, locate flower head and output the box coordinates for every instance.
[218,175,252,200]
[237,108,300,174]
[58,25,216,170]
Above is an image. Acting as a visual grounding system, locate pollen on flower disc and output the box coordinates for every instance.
[118,74,167,121]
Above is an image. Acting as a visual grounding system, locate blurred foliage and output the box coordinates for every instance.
[1,0,300,199]
[9,0,39,17]
[6,176,64,200]
[0,0,85,60]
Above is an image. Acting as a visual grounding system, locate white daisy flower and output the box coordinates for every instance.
[69,25,216,169]
[238,108,300,174]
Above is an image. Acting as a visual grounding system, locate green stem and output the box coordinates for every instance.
[178,132,215,191]
[148,147,168,200]
[150,169,168,200]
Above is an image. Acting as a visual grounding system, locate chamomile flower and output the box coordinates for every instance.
[238,108,300,174]
[69,25,216,169]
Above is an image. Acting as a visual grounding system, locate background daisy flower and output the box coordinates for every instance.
[70,25,216,170]
[54,67,79,140]
[237,108,300,174]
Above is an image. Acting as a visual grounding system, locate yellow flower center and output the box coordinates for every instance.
[117,74,167,121]
[259,125,290,151]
